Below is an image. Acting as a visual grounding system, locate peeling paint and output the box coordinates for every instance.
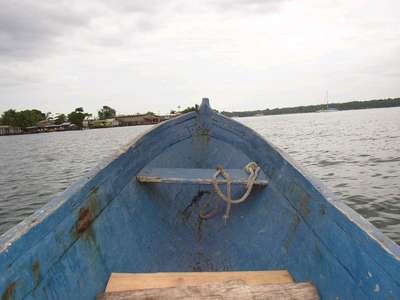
[75,188,99,236]
[76,207,93,235]
[300,193,311,217]
[1,282,16,300]
[283,215,301,254]
[289,181,311,217]
[32,261,41,285]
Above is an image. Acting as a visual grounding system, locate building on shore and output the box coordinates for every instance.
[0,125,23,136]
[25,122,79,134]
[83,113,167,129]
[114,113,165,126]
[35,121,79,132]
[82,118,120,129]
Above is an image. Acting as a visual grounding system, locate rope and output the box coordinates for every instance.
[199,162,261,222]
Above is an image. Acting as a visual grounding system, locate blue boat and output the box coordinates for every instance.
[1,99,399,299]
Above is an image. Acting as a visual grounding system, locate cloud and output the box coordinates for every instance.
[0,1,90,59]
[0,64,43,87]
[99,0,167,14]
[0,0,399,114]
[0,0,170,60]
[209,0,289,13]
[0,0,289,60]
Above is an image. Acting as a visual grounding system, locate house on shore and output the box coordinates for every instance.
[0,126,23,136]
[83,119,120,129]
[115,113,165,126]
[25,121,79,133]
[35,120,79,132]
[83,113,166,129]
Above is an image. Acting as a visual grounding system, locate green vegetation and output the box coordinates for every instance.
[221,97,400,117]
[170,106,198,115]
[0,109,46,128]
[181,105,198,113]
[67,108,91,127]
[54,114,67,125]
[98,106,116,120]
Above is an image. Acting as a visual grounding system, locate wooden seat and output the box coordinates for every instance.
[136,168,269,186]
[98,271,320,300]
[105,271,293,292]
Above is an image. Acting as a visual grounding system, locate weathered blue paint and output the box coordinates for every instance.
[1,99,399,300]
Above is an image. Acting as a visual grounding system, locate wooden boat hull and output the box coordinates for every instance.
[1,99,399,299]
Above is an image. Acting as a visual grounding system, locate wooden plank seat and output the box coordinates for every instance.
[105,271,294,292]
[98,271,320,300]
[136,168,269,186]
[98,282,320,300]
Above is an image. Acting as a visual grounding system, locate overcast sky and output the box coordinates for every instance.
[0,0,399,115]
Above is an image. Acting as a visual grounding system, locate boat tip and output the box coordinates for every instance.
[199,98,213,114]
[201,98,210,107]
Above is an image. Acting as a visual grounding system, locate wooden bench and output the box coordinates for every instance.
[105,271,293,292]
[98,271,320,300]
[136,168,269,186]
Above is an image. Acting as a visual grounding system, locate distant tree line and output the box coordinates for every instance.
[170,105,198,115]
[0,104,200,129]
[181,105,198,113]
[0,107,94,129]
[0,109,46,128]
[221,97,400,117]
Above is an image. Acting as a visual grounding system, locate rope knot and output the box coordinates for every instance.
[199,162,261,222]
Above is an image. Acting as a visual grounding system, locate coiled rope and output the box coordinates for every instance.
[199,162,261,222]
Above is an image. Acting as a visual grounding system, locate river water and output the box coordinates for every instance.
[0,107,399,243]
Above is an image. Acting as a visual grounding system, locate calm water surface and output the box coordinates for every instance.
[0,108,399,243]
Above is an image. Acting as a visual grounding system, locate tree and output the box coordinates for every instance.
[0,109,45,128]
[98,106,116,120]
[181,106,198,114]
[18,109,46,128]
[1,109,18,127]
[54,114,67,125]
[68,108,90,127]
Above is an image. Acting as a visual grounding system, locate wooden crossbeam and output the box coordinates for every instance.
[136,168,268,186]
[98,282,320,300]
[105,271,293,293]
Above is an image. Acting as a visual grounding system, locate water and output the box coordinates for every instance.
[0,108,399,243]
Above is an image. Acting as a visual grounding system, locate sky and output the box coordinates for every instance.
[0,0,399,116]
